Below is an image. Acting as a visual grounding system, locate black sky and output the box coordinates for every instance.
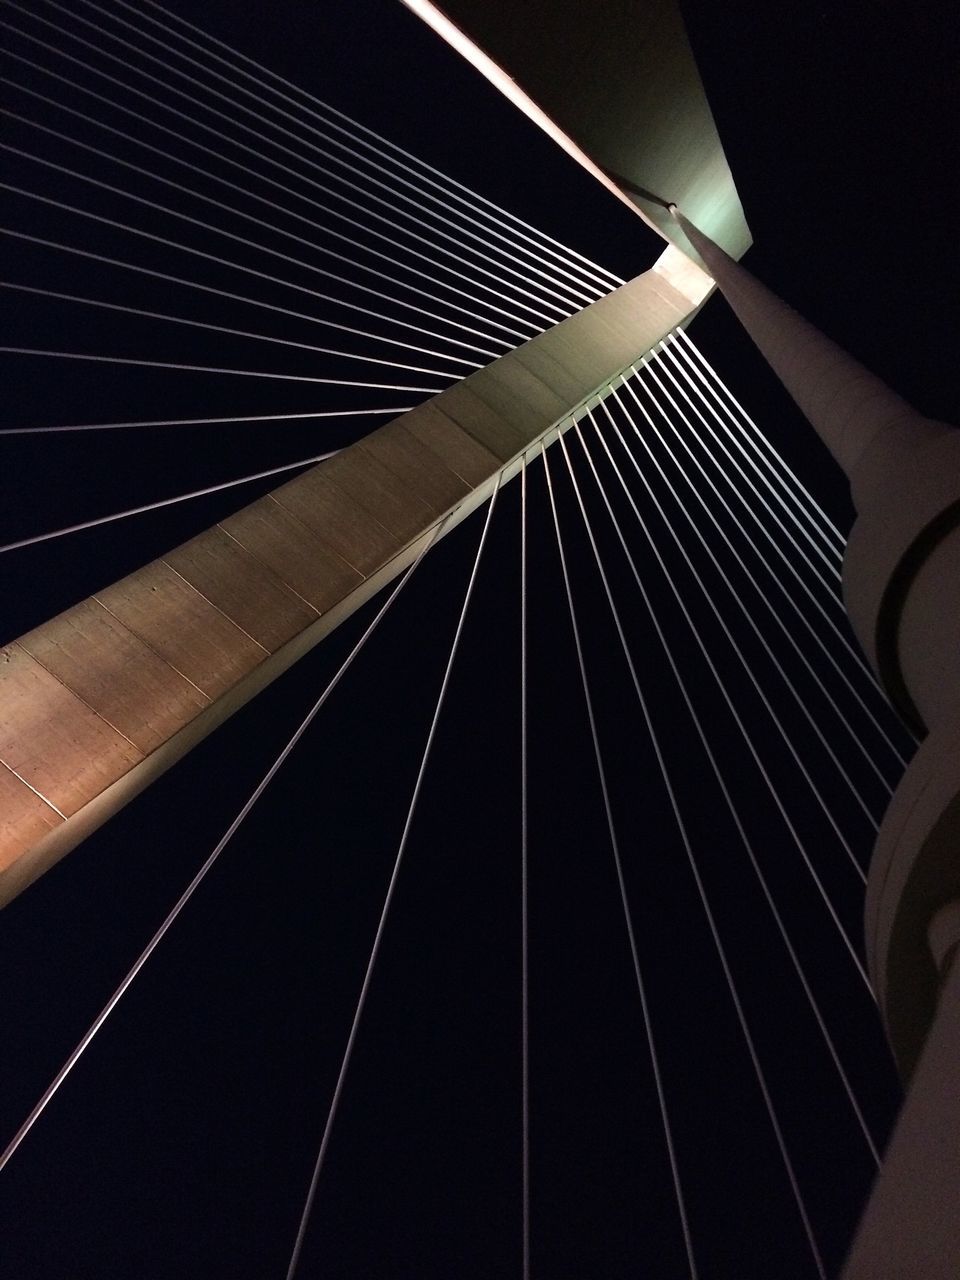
[1,2,958,1277]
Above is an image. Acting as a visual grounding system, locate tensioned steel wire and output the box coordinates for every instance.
[1,1,583,331]
[655,337,842,585]
[634,357,899,713]
[659,335,844,574]
[129,0,624,296]
[545,431,829,1278]
[563,417,880,1165]
[674,328,847,556]
[589,391,871,980]
[284,482,501,1280]
[624,363,907,782]
[61,0,599,313]
[613,374,886,844]
[0,522,444,1177]
[616,368,892,822]
[540,441,698,1279]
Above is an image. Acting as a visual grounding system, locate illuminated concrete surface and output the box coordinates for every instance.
[403,0,751,262]
[0,250,711,907]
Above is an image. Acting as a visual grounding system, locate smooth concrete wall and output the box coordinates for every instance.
[0,254,710,907]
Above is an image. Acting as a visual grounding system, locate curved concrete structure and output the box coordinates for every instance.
[673,207,960,1275]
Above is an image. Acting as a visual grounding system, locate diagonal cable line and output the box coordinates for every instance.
[0,407,410,437]
[623,367,907,774]
[284,480,501,1280]
[674,329,847,552]
[60,0,594,314]
[0,41,553,342]
[0,227,484,368]
[0,346,445,393]
[106,0,613,302]
[2,142,535,350]
[566,418,880,1166]
[132,0,624,293]
[660,335,844,569]
[0,525,444,1179]
[0,186,500,360]
[1,282,458,381]
[1,80,543,342]
[610,383,879,864]
[0,449,340,554]
[540,441,698,1279]
[544,435,825,1278]
[588,400,872,983]
[3,1,574,326]
[656,337,843,585]
[639,357,879,681]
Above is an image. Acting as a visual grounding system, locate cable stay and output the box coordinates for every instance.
[540,442,699,1278]
[565,419,880,1165]
[56,0,596,313]
[0,526,443,1179]
[284,482,501,1279]
[0,449,340,555]
[625,366,908,774]
[105,0,616,300]
[130,0,625,292]
[588,401,873,980]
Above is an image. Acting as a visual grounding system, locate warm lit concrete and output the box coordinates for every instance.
[0,254,711,908]
[402,0,751,262]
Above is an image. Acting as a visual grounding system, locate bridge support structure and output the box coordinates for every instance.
[0,247,710,908]
[676,208,960,1279]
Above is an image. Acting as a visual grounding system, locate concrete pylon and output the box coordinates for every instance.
[0,246,710,909]
[673,207,960,1278]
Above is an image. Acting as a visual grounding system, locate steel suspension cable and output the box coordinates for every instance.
[65,0,595,313]
[0,526,442,1178]
[2,79,540,343]
[0,187,499,360]
[589,400,871,982]
[4,1,574,326]
[285,481,501,1280]
[0,408,408,438]
[2,283,461,381]
[3,142,532,351]
[133,0,624,294]
[111,0,616,299]
[662,335,844,566]
[611,383,881,854]
[0,40,551,344]
[1,282,457,381]
[0,346,443,394]
[546,434,826,1276]
[0,449,339,554]
[638,358,880,685]
[566,419,880,1165]
[655,338,843,586]
[0,227,483,368]
[674,329,847,551]
[539,442,698,1279]
[623,369,907,773]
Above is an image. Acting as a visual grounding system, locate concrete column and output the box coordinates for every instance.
[670,208,960,1272]
[842,903,960,1278]
[0,248,711,908]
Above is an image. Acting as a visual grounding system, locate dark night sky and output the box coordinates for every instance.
[1,2,958,1277]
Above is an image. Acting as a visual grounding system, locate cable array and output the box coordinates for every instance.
[0,4,914,1278]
